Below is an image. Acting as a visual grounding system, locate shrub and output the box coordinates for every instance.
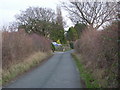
[2,30,51,69]
[69,42,74,49]
[51,43,55,52]
[55,45,63,51]
[74,22,118,88]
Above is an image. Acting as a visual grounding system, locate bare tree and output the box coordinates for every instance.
[62,1,117,29]
[56,6,64,29]
[15,7,55,36]
[1,22,18,32]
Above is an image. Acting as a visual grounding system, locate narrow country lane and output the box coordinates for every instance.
[4,50,82,88]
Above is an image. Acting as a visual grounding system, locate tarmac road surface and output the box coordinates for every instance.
[4,50,82,88]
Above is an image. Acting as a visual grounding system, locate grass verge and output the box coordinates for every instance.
[0,69,2,86]
[71,53,100,88]
[2,51,52,86]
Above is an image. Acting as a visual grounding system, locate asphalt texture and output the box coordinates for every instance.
[4,50,81,88]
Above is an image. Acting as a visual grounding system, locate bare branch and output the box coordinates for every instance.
[61,2,117,29]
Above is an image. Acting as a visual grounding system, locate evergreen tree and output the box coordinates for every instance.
[66,27,78,41]
[50,6,66,44]
[74,22,86,38]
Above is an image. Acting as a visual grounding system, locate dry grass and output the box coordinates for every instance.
[2,51,51,86]
[0,68,1,85]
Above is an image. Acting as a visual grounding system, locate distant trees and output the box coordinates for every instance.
[50,28,65,44]
[66,26,78,42]
[15,7,55,36]
[74,22,86,38]
[66,22,87,42]
[50,6,66,44]
[15,6,66,44]
[56,6,64,30]
[62,2,117,29]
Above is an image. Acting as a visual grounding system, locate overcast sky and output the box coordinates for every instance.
[0,0,74,30]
